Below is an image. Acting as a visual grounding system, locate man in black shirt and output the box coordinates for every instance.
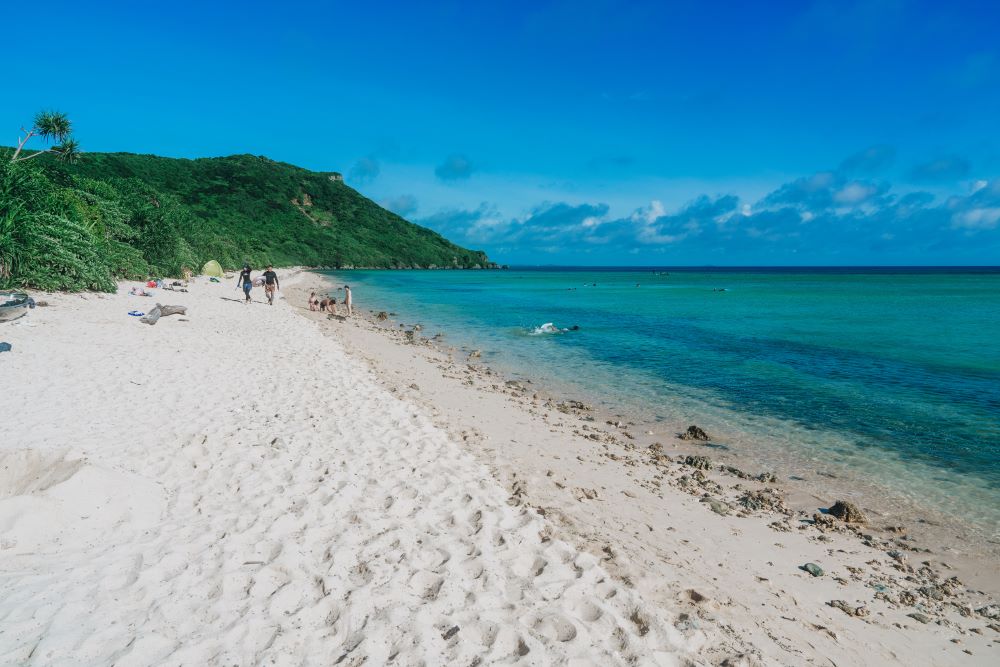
[262,265,279,305]
[236,264,253,304]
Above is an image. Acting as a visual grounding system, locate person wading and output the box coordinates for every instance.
[236,264,253,304]
[262,265,279,305]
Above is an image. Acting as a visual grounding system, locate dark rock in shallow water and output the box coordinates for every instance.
[828,500,868,524]
[679,425,710,441]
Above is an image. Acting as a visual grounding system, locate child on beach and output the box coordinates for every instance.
[344,285,353,315]
[308,292,319,311]
[236,264,252,304]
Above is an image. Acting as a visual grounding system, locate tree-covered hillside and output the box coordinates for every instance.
[1,150,492,292]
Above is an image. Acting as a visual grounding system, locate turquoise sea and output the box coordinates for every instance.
[322,267,1000,542]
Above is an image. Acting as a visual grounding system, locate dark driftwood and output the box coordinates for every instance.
[140,303,187,325]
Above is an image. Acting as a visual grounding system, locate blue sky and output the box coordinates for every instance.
[5,0,1000,264]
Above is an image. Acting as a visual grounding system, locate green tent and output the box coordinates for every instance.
[201,260,224,277]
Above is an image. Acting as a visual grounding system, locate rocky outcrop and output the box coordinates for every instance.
[682,455,712,470]
[738,488,787,513]
[828,500,868,524]
[679,425,709,441]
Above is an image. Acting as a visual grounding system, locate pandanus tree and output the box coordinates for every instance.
[10,110,80,163]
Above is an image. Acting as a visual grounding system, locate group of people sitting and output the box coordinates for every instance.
[309,285,352,316]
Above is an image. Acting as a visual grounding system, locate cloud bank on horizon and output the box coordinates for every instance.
[411,152,1000,264]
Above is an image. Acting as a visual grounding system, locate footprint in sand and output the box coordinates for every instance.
[514,554,548,578]
[594,581,618,600]
[569,597,604,622]
[409,570,445,600]
[348,562,374,587]
[529,612,579,642]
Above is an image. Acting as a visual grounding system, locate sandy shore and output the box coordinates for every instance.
[0,269,996,666]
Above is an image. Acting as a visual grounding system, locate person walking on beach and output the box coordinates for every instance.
[344,285,353,316]
[262,265,279,305]
[236,264,253,304]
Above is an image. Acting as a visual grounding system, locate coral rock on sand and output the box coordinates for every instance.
[978,604,1000,619]
[739,489,787,513]
[700,497,729,515]
[679,424,710,441]
[682,455,712,470]
[802,563,825,577]
[828,500,868,524]
[829,600,869,617]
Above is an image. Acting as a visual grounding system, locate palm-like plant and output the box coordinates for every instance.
[10,110,81,162]
[52,137,81,163]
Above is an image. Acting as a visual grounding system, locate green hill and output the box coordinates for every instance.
[0,150,492,292]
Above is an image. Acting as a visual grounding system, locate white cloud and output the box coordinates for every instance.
[952,207,1000,230]
[630,200,665,225]
[833,181,878,205]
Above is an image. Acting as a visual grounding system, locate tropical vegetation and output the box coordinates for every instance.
[1,111,491,292]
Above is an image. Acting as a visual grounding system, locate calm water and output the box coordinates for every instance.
[322,267,1000,539]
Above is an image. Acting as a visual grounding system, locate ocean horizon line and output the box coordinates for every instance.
[481,264,1000,273]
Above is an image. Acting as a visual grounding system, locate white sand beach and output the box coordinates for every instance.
[1,269,997,666]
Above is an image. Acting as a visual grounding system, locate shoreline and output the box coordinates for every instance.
[307,271,1000,576]
[292,272,1000,664]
